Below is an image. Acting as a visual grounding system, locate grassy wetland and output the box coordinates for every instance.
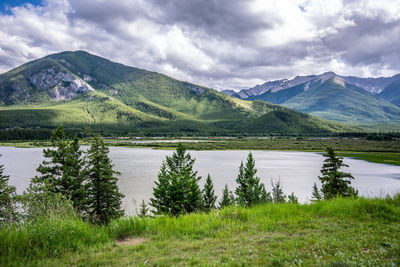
[2,137,400,166]
[109,137,400,166]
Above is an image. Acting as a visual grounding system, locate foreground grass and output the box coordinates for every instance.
[1,197,400,266]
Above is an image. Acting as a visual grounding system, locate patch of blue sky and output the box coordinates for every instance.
[0,0,42,15]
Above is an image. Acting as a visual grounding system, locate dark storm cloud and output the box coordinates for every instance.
[146,0,277,41]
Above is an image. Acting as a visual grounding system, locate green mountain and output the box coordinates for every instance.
[230,73,400,128]
[283,78,400,127]
[0,51,355,136]
[378,79,400,106]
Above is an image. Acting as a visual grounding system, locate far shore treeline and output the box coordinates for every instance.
[1,125,359,226]
[0,126,400,140]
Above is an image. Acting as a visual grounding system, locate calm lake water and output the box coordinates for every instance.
[1,146,400,215]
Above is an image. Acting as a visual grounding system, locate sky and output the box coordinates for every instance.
[1,0,400,91]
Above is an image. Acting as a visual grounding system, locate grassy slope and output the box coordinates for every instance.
[1,197,400,266]
[283,79,400,126]
[0,92,160,129]
[0,51,356,135]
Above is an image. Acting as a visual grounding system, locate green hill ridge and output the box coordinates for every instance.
[0,51,355,135]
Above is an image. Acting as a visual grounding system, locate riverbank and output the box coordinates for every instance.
[1,197,399,266]
[2,138,398,166]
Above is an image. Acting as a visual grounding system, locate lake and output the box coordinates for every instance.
[1,146,400,215]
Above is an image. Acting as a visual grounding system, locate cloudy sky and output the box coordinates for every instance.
[1,0,400,90]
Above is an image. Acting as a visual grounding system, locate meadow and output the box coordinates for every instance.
[1,197,399,266]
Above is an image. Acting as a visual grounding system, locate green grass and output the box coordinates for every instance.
[110,138,400,152]
[1,197,399,266]
[338,152,400,166]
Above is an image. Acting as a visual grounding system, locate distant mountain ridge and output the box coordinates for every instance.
[0,51,354,136]
[228,72,400,99]
[223,72,400,127]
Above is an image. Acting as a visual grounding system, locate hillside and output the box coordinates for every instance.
[0,51,354,136]
[1,197,399,266]
[228,72,400,127]
[378,79,400,106]
[283,78,400,125]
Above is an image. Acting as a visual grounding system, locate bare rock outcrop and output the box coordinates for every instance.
[28,68,95,101]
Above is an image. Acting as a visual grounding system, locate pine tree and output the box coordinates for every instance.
[311,182,322,201]
[30,125,87,213]
[202,174,217,212]
[271,180,286,203]
[319,147,358,199]
[0,155,18,224]
[235,152,268,206]
[138,200,149,218]
[150,143,202,216]
[260,183,272,203]
[288,192,298,204]
[86,136,124,224]
[219,184,235,209]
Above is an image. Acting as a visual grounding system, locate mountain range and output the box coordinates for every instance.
[0,51,354,136]
[223,72,400,128]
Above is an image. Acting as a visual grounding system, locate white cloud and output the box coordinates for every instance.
[0,0,399,90]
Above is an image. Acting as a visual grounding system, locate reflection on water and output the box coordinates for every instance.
[1,146,400,215]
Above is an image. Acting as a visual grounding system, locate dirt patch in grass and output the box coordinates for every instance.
[116,237,146,246]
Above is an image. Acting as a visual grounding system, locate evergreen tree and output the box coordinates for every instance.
[288,192,298,204]
[202,174,217,212]
[318,147,358,199]
[0,155,18,224]
[219,184,235,209]
[150,143,202,216]
[235,152,267,206]
[271,180,286,203]
[30,125,87,213]
[311,182,322,202]
[260,183,272,203]
[138,200,149,218]
[86,136,124,224]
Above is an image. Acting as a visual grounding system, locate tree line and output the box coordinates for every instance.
[1,125,358,226]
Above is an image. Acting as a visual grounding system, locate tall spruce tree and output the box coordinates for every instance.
[86,136,124,224]
[0,155,18,224]
[150,143,202,216]
[219,184,235,209]
[235,152,267,206]
[30,125,87,213]
[318,147,358,199]
[202,174,217,212]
